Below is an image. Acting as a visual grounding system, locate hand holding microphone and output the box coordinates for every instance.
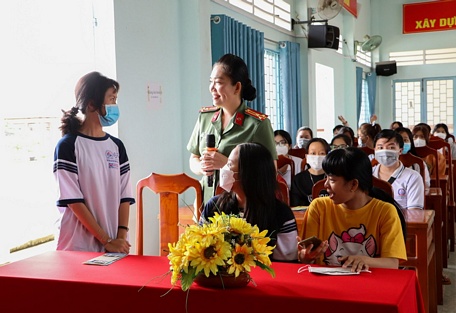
[205,134,217,187]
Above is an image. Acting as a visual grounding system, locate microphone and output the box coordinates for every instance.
[206,134,217,187]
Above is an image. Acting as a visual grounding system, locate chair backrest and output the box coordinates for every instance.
[358,146,374,156]
[136,173,202,256]
[311,178,326,200]
[415,145,440,187]
[399,152,426,186]
[276,174,290,205]
[428,139,454,203]
[288,148,307,159]
[277,155,295,180]
[372,176,393,197]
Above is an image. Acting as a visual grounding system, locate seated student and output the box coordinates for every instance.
[372,129,425,210]
[294,126,313,149]
[274,130,303,188]
[297,147,407,271]
[200,142,298,261]
[357,123,376,149]
[290,138,330,207]
[412,124,446,178]
[432,123,456,159]
[333,124,344,136]
[390,121,403,130]
[330,134,352,150]
[336,126,356,146]
[395,127,431,190]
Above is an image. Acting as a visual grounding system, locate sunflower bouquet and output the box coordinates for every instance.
[167,212,276,291]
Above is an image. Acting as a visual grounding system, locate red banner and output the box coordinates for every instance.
[403,0,456,34]
[343,0,357,18]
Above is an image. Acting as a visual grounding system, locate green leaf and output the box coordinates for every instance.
[255,261,276,278]
[180,267,197,291]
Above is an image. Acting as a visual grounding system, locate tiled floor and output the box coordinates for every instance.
[439,247,456,313]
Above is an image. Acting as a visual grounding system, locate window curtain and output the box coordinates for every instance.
[279,41,302,136]
[210,14,265,112]
[366,72,377,120]
[356,67,363,125]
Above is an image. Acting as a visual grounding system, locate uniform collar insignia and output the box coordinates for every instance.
[234,112,245,126]
[211,110,221,123]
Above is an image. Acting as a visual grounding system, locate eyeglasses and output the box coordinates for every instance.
[330,144,349,150]
[275,140,288,147]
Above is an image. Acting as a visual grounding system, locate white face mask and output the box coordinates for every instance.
[306,155,325,171]
[434,132,446,140]
[276,145,288,156]
[357,137,363,147]
[375,149,399,167]
[414,138,426,147]
[298,138,310,149]
[219,165,236,192]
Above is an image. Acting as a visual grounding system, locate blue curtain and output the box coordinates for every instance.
[366,72,377,119]
[210,14,265,112]
[356,67,363,125]
[279,41,302,136]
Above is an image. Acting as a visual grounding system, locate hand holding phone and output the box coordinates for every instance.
[298,236,322,251]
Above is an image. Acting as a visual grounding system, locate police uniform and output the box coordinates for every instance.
[187,101,277,203]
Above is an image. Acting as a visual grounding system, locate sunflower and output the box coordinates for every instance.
[188,237,231,277]
[228,216,258,236]
[227,243,256,277]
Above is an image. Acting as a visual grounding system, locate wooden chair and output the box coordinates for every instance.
[311,178,326,200]
[359,146,374,157]
[288,148,307,159]
[136,173,202,256]
[415,146,440,188]
[399,152,426,187]
[276,174,290,205]
[277,154,295,181]
[428,140,455,253]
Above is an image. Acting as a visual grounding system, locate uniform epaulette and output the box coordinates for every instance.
[199,106,220,113]
[245,108,268,121]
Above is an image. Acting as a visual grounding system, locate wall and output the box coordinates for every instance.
[372,0,456,127]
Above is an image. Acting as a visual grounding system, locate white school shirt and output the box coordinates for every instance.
[372,162,424,210]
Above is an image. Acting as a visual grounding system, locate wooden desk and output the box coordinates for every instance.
[0,251,426,313]
[425,188,444,305]
[402,210,437,313]
[431,175,449,267]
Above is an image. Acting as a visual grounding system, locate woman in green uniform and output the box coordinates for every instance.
[187,54,276,203]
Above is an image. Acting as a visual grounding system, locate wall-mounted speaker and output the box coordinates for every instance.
[375,61,397,76]
[308,24,340,50]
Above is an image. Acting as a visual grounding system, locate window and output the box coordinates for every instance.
[390,48,456,66]
[214,0,292,31]
[264,49,282,129]
[0,0,116,263]
[393,78,455,132]
[355,46,372,68]
[358,77,371,126]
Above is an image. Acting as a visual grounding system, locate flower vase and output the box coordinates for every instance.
[194,271,250,289]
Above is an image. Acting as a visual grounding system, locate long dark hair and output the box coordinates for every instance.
[323,147,406,240]
[274,129,292,146]
[59,72,119,135]
[215,54,256,101]
[216,142,278,232]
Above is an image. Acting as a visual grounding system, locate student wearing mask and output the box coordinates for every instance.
[394,127,431,190]
[432,123,456,159]
[53,72,134,253]
[200,142,298,261]
[294,126,313,149]
[372,129,424,210]
[274,130,303,188]
[290,138,330,207]
[412,124,446,178]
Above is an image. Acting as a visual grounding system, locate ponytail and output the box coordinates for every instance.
[59,106,82,135]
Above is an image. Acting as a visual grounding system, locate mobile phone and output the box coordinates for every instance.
[298,236,322,251]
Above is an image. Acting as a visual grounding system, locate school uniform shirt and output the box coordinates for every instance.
[372,162,424,210]
[303,197,407,266]
[201,195,298,261]
[53,132,135,252]
[187,101,277,203]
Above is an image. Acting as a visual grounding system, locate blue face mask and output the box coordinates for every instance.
[402,142,411,154]
[98,104,119,127]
